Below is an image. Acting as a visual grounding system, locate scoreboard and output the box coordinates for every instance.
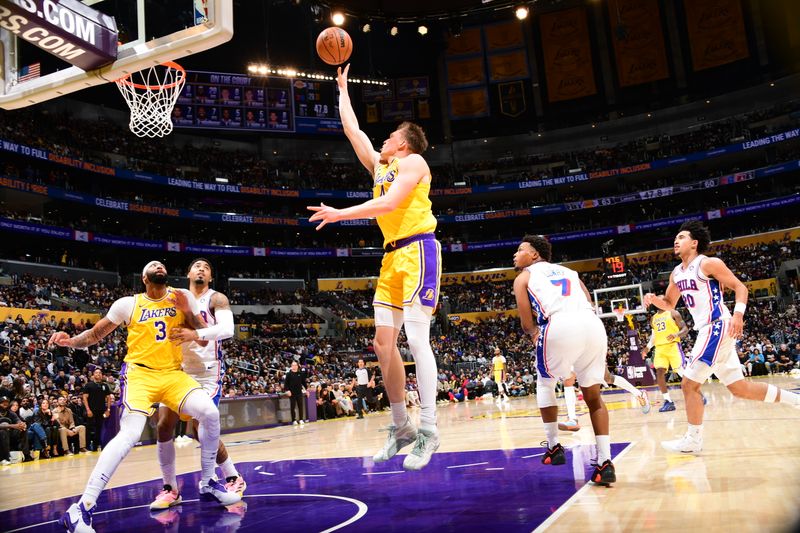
[172,70,343,135]
[603,254,629,281]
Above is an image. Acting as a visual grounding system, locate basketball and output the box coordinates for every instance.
[316,27,352,65]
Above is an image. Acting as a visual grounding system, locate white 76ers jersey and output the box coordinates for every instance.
[671,255,730,331]
[525,262,592,325]
[181,288,224,374]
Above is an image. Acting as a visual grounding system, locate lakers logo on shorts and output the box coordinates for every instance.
[423,288,435,300]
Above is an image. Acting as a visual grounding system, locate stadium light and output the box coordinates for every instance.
[418,25,428,35]
[331,11,345,26]
[390,25,399,36]
[515,6,529,20]
[361,23,371,33]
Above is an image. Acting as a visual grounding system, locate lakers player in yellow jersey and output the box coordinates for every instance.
[49,261,240,533]
[645,308,689,412]
[308,64,441,471]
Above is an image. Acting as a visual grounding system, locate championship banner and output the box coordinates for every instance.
[608,0,669,87]
[446,57,486,87]
[395,77,429,98]
[449,88,489,119]
[446,27,483,56]
[684,0,749,71]
[381,100,415,122]
[488,50,529,82]
[484,21,524,51]
[499,81,526,117]
[365,103,379,123]
[539,8,597,102]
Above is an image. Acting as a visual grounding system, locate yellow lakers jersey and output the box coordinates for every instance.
[125,288,187,371]
[651,310,680,347]
[373,157,437,247]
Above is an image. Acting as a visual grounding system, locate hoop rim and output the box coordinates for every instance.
[115,61,186,91]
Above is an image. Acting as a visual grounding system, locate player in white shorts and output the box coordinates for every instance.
[149,258,245,511]
[645,221,799,453]
[513,235,616,485]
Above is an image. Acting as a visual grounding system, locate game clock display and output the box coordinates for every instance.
[603,254,628,280]
[173,70,342,135]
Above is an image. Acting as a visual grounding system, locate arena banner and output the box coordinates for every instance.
[446,27,483,56]
[449,88,490,119]
[0,307,101,324]
[540,7,597,102]
[684,0,749,71]
[608,0,669,87]
[2,128,799,200]
[447,310,519,325]
[484,21,524,51]
[488,50,529,82]
[446,57,486,87]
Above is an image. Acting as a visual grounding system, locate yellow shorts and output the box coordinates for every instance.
[653,343,685,371]
[120,362,202,416]
[493,372,504,383]
[374,235,441,310]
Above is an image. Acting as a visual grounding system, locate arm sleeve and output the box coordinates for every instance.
[196,309,234,341]
[106,297,135,325]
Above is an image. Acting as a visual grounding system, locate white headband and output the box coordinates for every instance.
[142,261,162,277]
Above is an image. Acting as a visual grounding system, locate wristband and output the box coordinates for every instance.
[733,302,746,315]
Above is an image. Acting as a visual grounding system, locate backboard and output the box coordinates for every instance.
[593,283,646,320]
[0,0,232,109]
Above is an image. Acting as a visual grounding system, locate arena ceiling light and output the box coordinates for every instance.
[515,5,529,20]
[331,11,345,26]
[418,25,428,35]
[361,23,371,33]
[390,25,399,36]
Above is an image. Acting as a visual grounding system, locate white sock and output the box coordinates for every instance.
[596,435,611,464]
[80,412,146,508]
[218,457,238,479]
[390,402,408,427]
[181,391,220,483]
[564,386,577,421]
[613,375,641,397]
[544,422,559,449]
[403,315,438,430]
[776,387,800,405]
[687,423,703,440]
[663,391,672,402]
[157,439,178,489]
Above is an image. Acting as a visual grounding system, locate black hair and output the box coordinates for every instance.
[187,257,214,276]
[678,220,711,253]
[521,234,552,262]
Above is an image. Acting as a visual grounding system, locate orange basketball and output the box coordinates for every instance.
[316,27,353,66]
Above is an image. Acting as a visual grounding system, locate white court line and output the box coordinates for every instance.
[446,461,489,469]
[6,493,368,533]
[522,452,546,459]
[485,467,504,471]
[258,471,275,476]
[294,474,326,477]
[254,465,262,470]
[362,470,404,476]
[531,442,636,533]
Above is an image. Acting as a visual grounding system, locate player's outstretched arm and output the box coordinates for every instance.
[644,272,680,310]
[307,154,427,230]
[513,270,538,337]
[701,257,748,338]
[337,64,379,173]
[48,317,119,350]
[169,292,234,344]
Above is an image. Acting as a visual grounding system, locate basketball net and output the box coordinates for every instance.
[115,61,186,138]
[613,308,625,323]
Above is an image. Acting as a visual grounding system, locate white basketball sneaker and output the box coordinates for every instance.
[373,418,418,462]
[198,478,242,506]
[661,433,703,453]
[61,502,95,533]
[403,428,440,471]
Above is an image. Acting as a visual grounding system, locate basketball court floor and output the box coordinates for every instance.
[2,376,798,532]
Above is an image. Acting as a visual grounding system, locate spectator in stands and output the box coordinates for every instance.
[52,396,86,455]
[0,395,32,464]
[315,383,336,420]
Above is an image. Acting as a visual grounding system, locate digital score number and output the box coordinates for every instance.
[603,255,628,279]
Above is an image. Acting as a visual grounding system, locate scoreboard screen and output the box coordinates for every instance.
[603,254,629,280]
[173,70,342,135]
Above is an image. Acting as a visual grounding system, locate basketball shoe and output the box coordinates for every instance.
[403,428,440,470]
[225,475,247,496]
[373,418,418,462]
[61,502,95,533]
[661,433,703,453]
[638,390,651,414]
[558,419,580,431]
[198,478,241,506]
[659,400,676,412]
[541,441,566,465]
[591,460,616,485]
[149,485,182,510]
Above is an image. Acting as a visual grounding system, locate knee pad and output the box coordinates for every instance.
[536,378,558,408]
[374,306,403,329]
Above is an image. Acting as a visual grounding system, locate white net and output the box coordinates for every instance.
[115,62,185,138]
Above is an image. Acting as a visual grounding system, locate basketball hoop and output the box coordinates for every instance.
[115,61,186,138]
[613,308,626,323]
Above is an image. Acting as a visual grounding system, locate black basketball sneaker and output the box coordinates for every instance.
[541,441,566,465]
[591,460,616,485]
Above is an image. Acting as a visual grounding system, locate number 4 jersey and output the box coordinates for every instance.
[671,254,730,331]
[525,261,592,324]
[106,288,199,371]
